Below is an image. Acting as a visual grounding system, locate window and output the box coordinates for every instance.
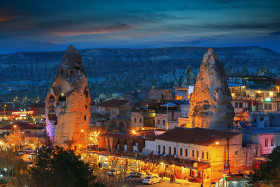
[163,146,165,155]
[235,102,238,108]
[169,147,171,155]
[84,115,86,121]
[158,145,161,154]
[235,151,238,155]
[239,102,243,108]
[185,149,188,157]
[202,152,204,159]
[265,139,268,147]
[157,120,160,124]
[271,139,274,146]
[206,152,209,159]
[197,151,199,158]
[163,120,165,125]
[174,147,177,155]
[180,148,183,156]
[192,150,194,157]
[134,118,136,123]
[139,118,142,123]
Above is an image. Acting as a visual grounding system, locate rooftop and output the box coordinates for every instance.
[0,122,44,130]
[156,127,239,146]
[99,99,129,108]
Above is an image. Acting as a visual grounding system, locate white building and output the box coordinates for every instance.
[153,127,246,182]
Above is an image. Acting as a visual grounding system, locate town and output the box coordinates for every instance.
[0,46,279,186]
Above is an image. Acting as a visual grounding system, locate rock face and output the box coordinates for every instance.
[189,48,234,130]
[45,45,91,147]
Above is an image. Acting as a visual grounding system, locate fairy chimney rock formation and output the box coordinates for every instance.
[189,48,234,130]
[45,45,91,147]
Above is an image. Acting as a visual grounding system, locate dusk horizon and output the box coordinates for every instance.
[1,0,280,54]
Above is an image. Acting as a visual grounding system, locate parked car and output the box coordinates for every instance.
[129,172,146,178]
[107,169,121,176]
[125,175,144,183]
[24,148,33,153]
[142,176,162,185]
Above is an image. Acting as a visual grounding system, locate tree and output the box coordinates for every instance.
[249,146,280,185]
[5,128,25,151]
[12,146,104,187]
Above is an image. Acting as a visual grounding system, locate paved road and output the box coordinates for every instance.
[135,181,191,186]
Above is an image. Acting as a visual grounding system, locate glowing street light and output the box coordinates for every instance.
[81,129,87,153]
[13,125,17,128]
[4,104,7,116]
[215,141,220,145]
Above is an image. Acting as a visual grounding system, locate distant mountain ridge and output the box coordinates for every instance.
[0,46,279,100]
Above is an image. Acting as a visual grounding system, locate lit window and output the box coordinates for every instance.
[197,151,199,158]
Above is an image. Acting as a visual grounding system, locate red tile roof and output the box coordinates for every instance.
[156,127,239,146]
[99,99,129,108]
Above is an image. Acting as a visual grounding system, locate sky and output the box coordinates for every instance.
[0,0,280,54]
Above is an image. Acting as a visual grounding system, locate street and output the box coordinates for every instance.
[135,181,199,186]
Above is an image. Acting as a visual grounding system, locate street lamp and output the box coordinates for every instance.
[4,104,6,116]
[13,125,17,128]
[81,129,87,154]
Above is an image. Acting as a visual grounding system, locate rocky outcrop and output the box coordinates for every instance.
[189,48,234,130]
[45,45,91,147]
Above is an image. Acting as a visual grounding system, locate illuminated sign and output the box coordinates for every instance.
[265,97,272,102]
[11,111,34,116]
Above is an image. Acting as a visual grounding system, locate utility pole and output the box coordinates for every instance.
[167,103,169,129]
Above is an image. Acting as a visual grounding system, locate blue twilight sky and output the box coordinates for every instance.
[0,0,280,54]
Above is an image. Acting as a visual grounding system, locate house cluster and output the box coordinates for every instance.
[92,49,280,185]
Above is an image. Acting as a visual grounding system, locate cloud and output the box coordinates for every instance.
[269,31,280,36]
[0,10,23,22]
[50,24,133,36]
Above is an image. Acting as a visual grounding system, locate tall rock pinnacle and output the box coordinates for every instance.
[45,45,91,147]
[189,48,234,130]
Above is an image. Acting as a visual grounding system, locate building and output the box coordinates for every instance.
[0,122,45,137]
[228,76,280,121]
[131,110,155,130]
[153,127,246,182]
[97,99,130,118]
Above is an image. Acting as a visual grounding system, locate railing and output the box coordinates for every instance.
[232,96,280,102]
